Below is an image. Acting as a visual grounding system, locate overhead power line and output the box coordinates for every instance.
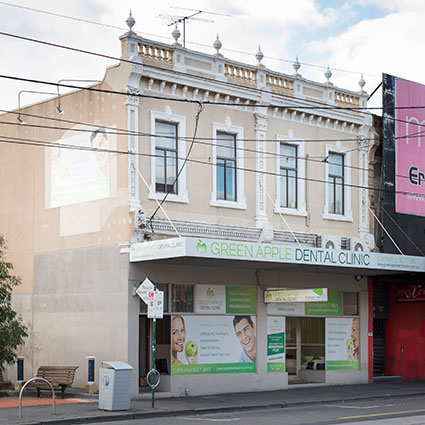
[0,32,380,114]
[0,1,378,78]
[1,134,424,200]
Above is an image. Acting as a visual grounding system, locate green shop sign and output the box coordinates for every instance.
[130,237,425,274]
[305,290,342,316]
[226,286,256,314]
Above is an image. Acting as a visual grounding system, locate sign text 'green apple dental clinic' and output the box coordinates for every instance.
[130,237,425,273]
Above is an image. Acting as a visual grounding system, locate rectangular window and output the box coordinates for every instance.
[328,153,344,214]
[280,144,297,208]
[216,132,236,201]
[343,292,359,316]
[171,284,194,313]
[155,121,178,194]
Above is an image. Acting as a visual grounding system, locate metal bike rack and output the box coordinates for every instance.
[18,377,56,418]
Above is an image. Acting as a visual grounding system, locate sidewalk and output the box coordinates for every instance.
[1,379,425,425]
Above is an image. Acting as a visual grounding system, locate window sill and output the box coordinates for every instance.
[148,191,189,204]
[274,206,307,217]
[209,199,247,210]
[322,212,353,222]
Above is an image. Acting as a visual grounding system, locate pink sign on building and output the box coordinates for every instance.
[395,77,425,216]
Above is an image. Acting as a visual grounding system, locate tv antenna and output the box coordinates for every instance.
[157,7,230,48]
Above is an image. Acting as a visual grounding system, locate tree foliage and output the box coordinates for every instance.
[0,235,28,370]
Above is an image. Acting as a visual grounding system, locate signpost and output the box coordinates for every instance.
[135,278,163,408]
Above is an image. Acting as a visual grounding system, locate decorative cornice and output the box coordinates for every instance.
[150,218,318,246]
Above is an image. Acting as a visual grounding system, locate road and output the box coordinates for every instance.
[93,395,425,425]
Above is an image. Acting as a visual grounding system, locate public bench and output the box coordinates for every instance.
[0,370,12,390]
[27,366,78,398]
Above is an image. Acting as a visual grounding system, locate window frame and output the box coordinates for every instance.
[210,121,246,210]
[279,143,298,209]
[323,144,352,221]
[216,132,237,201]
[275,137,307,216]
[327,152,344,215]
[150,110,188,203]
[155,121,178,195]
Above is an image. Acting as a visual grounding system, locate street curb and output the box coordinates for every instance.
[13,391,425,425]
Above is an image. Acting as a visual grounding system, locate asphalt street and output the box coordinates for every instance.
[93,395,425,425]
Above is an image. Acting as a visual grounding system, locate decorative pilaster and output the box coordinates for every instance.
[255,113,270,231]
[358,111,372,238]
[126,86,142,212]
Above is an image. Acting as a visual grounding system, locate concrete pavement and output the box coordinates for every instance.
[1,379,425,425]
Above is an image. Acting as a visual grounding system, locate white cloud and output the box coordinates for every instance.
[307,8,425,103]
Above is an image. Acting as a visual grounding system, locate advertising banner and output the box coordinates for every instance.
[46,128,113,208]
[326,318,359,370]
[267,317,285,372]
[171,315,257,375]
[394,77,425,216]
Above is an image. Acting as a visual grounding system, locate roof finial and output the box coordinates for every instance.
[255,45,264,67]
[358,73,366,92]
[324,65,332,84]
[126,10,135,32]
[293,55,301,76]
[172,25,181,45]
[213,34,223,56]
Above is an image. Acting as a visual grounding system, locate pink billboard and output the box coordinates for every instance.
[395,77,425,216]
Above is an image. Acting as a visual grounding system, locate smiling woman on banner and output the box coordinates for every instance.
[171,315,199,366]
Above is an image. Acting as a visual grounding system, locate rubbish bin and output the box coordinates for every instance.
[98,361,133,411]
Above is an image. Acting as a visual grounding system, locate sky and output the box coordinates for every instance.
[0,0,424,112]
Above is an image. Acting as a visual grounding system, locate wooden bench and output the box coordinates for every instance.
[27,366,78,398]
[0,370,12,390]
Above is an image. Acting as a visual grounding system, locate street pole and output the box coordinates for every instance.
[152,317,156,408]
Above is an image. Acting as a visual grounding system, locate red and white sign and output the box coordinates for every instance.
[136,278,154,304]
[396,284,425,302]
[148,291,164,319]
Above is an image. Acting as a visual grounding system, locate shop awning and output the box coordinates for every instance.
[129,237,425,276]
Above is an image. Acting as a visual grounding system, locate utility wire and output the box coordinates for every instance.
[4,107,425,179]
[0,1,379,78]
[380,205,424,256]
[2,135,425,200]
[0,32,388,114]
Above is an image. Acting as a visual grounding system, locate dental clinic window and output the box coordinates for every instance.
[155,121,178,194]
[280,144,297,208]
[171,284,194,313]
[343,292,359,316]
[328,153,344,215]
[216,132,237,201]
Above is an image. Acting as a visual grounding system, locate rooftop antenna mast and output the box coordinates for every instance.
[158,7,230,48]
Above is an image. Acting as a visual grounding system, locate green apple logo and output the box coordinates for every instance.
[266,292,272,300]
[185,341,197,357]
[206,288,214,298]
[197,239,207,254]
[346,338,354,351]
